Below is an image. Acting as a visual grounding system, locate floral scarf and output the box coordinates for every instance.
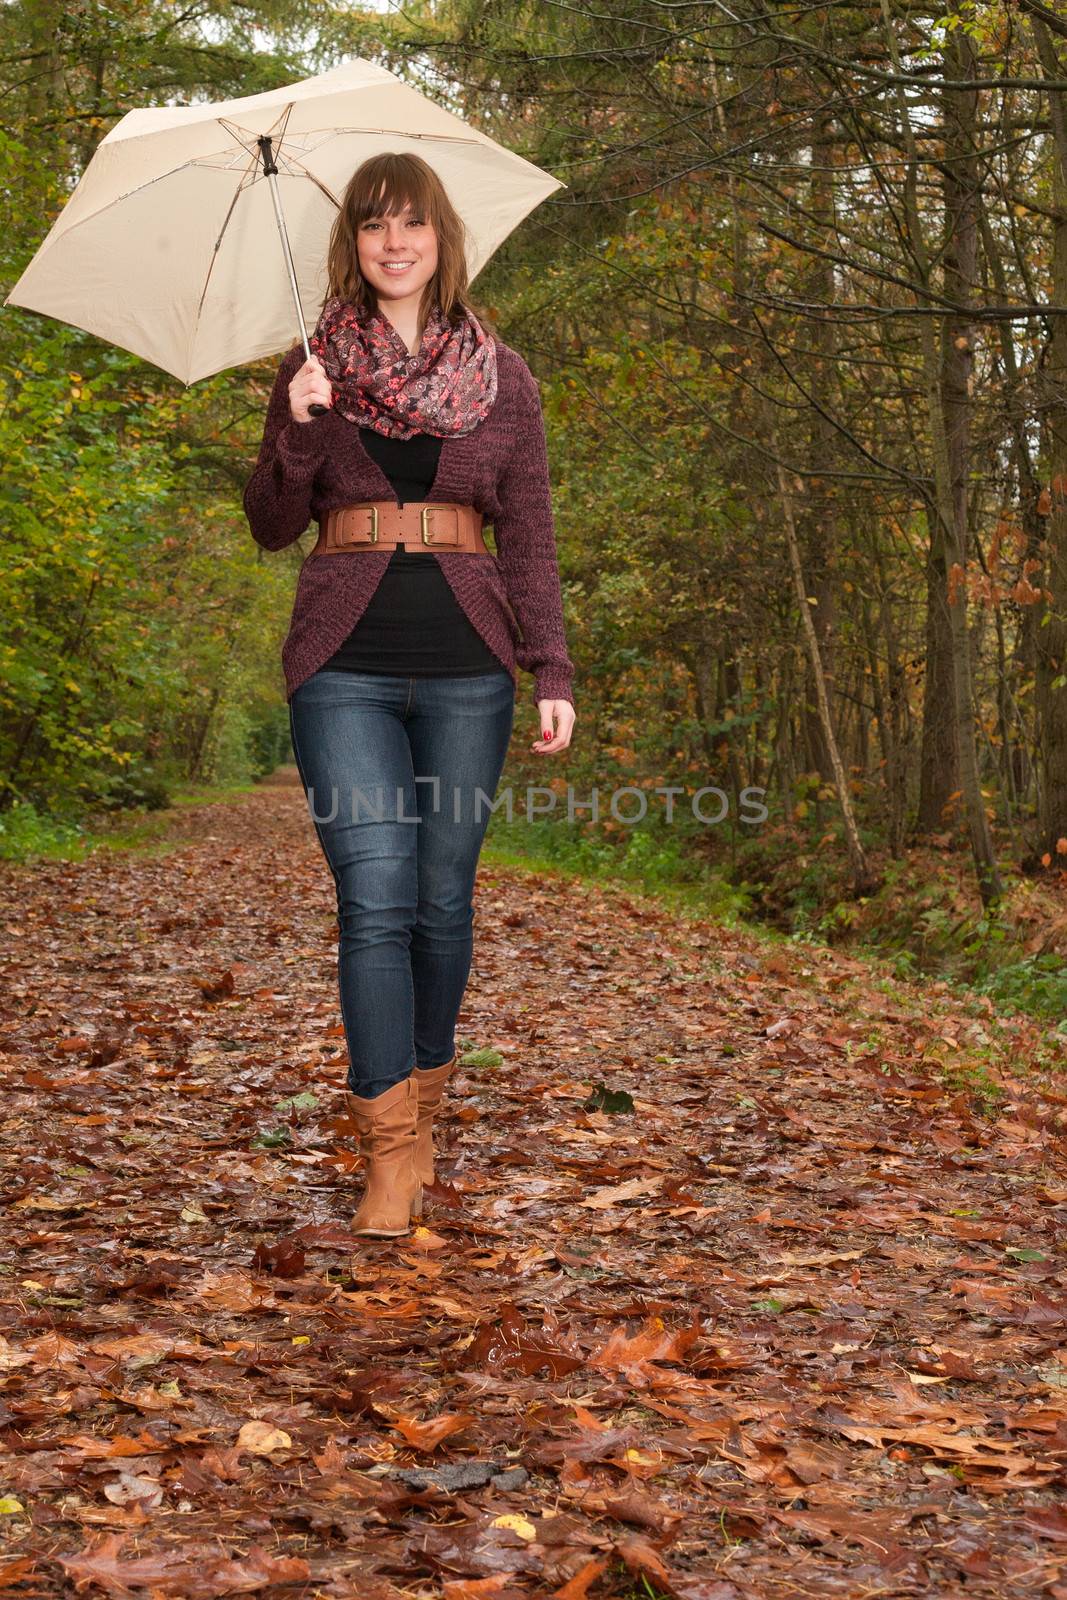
[308,295,498,439]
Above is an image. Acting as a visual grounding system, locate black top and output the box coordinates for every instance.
[317,426,504,677]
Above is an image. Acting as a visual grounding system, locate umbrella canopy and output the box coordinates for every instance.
[4,58,563,385]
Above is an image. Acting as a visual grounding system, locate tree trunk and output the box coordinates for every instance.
[775,449,877,896]
[917,527,959,832]
[1031,16,1067,861]
[931,30,1003,902]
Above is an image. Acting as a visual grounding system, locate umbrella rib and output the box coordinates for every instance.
[318,127,488,145]
[36,159,231,243]
[194,175,250,325]
[230,121,491,149]
[271,155,342,209]
[192,127,261,340]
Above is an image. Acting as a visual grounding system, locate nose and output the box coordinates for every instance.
[383,220,409,251]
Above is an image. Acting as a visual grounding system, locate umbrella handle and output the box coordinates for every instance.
[258,135,328,419]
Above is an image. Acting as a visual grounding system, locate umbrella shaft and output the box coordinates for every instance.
[265,166,312,362]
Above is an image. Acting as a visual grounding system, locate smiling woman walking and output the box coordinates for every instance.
[243,153,576,1240]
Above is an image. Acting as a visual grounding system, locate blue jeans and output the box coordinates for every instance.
[287,667,516,1098]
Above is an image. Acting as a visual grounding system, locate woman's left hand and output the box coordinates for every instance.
[531,699,575,754]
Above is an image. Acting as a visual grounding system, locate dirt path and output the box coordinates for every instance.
[1,767,1065,1599]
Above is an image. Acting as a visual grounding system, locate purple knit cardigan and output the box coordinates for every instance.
[243,340,575,707]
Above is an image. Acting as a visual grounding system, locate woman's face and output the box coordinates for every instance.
[357,196,438,310]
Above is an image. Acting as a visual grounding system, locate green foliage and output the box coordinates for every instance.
[0,318,295,825]
[971,952,1067,1024]
[94,761,174,813]
[484,809,755,925]
[458,1047,505,1070]
[276,1091,319,1114]
[248,706,293,780]
[622,828,686,887]
[250,1127,292,1149]
[583,1083,635,1114]
[0,799,88,861]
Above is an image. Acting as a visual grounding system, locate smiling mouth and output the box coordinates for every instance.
[381,261,415,271]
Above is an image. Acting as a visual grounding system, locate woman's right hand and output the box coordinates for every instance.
[289,356,333,423]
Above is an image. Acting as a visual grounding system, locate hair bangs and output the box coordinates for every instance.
[353,158,438,227]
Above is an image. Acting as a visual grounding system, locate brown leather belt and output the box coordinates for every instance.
[310,501,489,556]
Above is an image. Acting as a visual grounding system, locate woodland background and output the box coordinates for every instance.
[2,0,1066,1020]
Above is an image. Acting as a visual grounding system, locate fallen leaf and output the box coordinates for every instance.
[615,1534,673,1585]
[552,1558,609,1598]
[236,1420,292,1455]
[490,1513,538,1541]
[592,1317,702,1385]
[581,1176,665,1209]
[391,1411,475,1451]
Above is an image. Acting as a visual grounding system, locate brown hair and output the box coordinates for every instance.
[321,152,495,339]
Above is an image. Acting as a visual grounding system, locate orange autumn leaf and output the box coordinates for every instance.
[407,1225,450,1250]
[58,1431,168,1459]
[615,1535,674,1585]
[390,1411,475,1451]
[553,1557,609,1598]
[592,1317,702,1383]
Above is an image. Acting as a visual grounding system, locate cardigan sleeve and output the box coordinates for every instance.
[242,346,345,552]
[492,366,576,708]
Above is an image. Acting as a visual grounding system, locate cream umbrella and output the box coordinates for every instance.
[4,58,563,392]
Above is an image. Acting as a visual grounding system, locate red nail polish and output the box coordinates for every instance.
[542,730,551,740]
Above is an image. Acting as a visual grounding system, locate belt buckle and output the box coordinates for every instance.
[422,505,461,546]
[333,505,377,546]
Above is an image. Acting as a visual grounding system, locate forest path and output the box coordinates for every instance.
[0,766,1064,1599]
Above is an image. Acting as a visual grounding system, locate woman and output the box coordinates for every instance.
[243,153,576,1240]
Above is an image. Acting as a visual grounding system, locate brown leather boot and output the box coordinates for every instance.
[344,1076,422,1238]
[412,1053,457,1186]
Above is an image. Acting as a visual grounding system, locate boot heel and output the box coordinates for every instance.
[410,1182,424,1222]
